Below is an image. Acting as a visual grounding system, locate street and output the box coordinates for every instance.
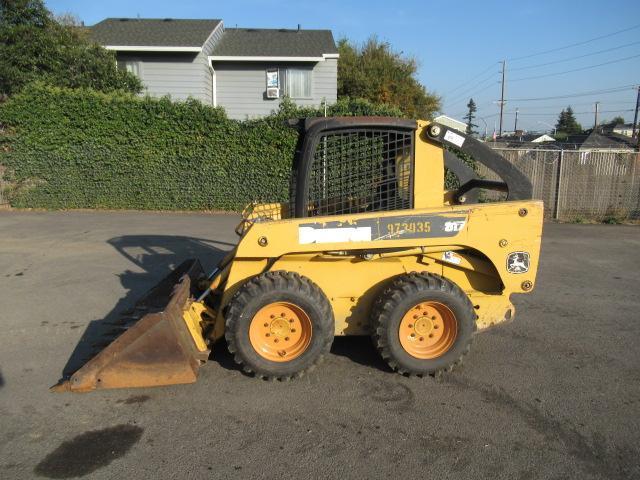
[0,211,638,479]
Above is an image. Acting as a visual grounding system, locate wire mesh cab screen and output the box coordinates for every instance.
[305,128,414,217]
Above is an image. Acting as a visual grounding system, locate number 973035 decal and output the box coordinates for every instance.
[298,214,468,245]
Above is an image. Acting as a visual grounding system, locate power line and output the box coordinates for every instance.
[452,105,634,120]
[506,84,638,102]
[506,100,633,109]
[510,40,640,72]
[507,23,640,62]
[443,63,497,96]
[510,53,640,82]
[446,81,498,109]
[446,75,498,105]
[500,108,634,116]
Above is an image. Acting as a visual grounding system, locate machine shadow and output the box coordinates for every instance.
[212,336,393,376]
[58,235,235,382]
[330,336,393,373]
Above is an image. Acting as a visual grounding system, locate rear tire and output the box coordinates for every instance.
[372,272,476,376]
[225,271,334,380]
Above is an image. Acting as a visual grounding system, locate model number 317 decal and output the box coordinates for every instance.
[444,220,466,232]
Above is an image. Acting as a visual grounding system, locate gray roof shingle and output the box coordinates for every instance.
[89,18,221,48]
[211,28,337,57]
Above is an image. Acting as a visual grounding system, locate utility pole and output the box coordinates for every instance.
[632,85,640,138]
[498,60,506,137]
[594,102,600,129]
[514,108,519,134]
[478,117,488,140]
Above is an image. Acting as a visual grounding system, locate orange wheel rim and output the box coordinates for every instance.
[398,301,457,359]
[249,302,312,362]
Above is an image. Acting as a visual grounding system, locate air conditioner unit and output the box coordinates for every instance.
[266,87,279,99]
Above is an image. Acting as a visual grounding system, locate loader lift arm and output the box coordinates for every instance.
[425,123,533,202]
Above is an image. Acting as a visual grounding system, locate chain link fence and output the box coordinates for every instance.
[476,148,640,221]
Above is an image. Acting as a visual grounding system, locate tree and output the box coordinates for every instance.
[602,115,625,126]
[0,0,141,95]
[463,98,478,135]
[337,36,440,119]
[555,106,582,135]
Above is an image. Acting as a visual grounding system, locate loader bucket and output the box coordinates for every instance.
[52,259,210,393]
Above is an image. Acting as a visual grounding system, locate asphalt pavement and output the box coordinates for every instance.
[0,211,638,479]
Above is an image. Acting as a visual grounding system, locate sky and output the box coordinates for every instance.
[46,0,640,133]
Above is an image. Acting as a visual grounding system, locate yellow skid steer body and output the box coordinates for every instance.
[53,118,543,392]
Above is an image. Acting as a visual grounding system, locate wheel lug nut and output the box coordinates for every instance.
[266,333,270,337]
[410,333,416,337]
[413,315,418,319]
[281,313,286,317]
[429,333,434,338]
[285,337,290,341]
[419,337,424,341]
[434,325,438,329]
[408,324,413,328]
[291,328,296,333]
[270,315,275,319]
[431,316,436,320]
[263,323,269,327]
[289,319,294,323]
[274,338,279,343]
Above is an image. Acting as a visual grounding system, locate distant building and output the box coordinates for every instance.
[531,134,555,143]
[434,115,466,132]
[537,129,637,150]
[613,123,634,137]
[494,132,555,146]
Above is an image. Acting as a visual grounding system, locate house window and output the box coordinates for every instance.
[284,68,312,99]
[117,60,142,78]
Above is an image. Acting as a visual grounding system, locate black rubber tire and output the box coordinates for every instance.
[371,272,476,376]
[225,271,334,380]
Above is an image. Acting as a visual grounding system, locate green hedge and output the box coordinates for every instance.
[0,84,403,210]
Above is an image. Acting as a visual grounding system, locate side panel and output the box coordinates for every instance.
[236,201,543,294]
[218,201,543,335]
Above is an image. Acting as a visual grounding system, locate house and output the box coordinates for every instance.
[569,129,636,150]
[89,18,338,119]
[532,129,637,150]
[612,123,634,137]
[489,132,556,148]
[434,115,466,132]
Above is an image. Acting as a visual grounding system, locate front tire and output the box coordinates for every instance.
[372,272,476,376]
[225,271,334,380]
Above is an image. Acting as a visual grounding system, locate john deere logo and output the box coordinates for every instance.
[507,252,530,274]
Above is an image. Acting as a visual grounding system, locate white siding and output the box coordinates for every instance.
[214,58,337,120]
[198,22,225,105]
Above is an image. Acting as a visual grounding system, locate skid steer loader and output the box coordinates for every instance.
[52,117,543,392]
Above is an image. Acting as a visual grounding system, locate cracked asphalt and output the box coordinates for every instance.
[0,211,638,479]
